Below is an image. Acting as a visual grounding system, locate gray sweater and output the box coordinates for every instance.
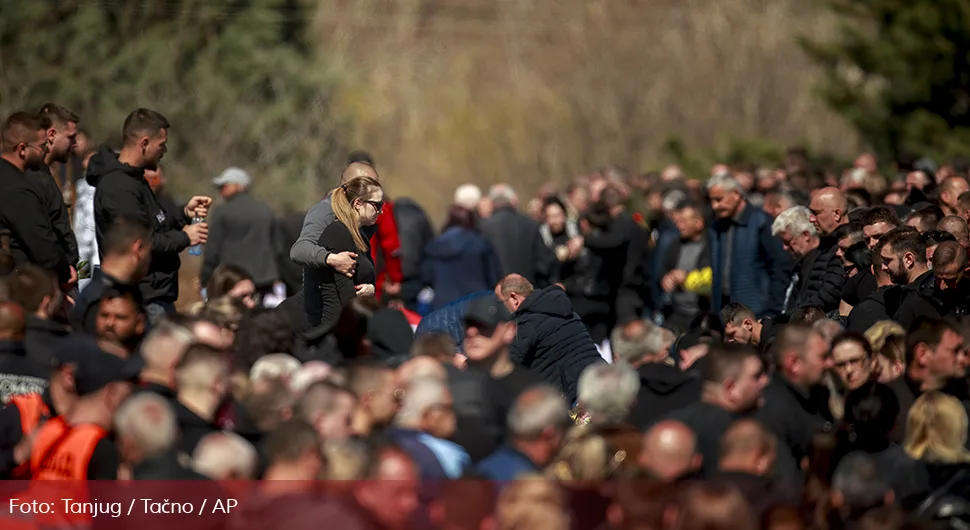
[289,196,377,268]
[290,197,337,267]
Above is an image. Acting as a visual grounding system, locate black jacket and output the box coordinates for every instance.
[894,271,970,329]
[87,146,190,304]
[629,362,702,430]
[201,191,279,287]
[509,286,605,403]
[174,400,220,458]
[0,159,71,283]
[754,375,834,480]
[614,212,652,323]
[667,401,738,478]
[24,315,70,367]
[133,450,209,480]
[480,206,556,287]
[795,236,845,312]
[0,341,49,404]
[845,285,903,333]
[27,164,78,266]
[393,197,436,281]
[273,211,306,296]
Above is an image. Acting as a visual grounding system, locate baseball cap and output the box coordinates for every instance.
[463,295,512,329]
[212,167,251,188]
[52,336,143,396]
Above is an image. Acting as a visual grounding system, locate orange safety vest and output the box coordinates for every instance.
[29,416,106,481]
[8,394,51,479]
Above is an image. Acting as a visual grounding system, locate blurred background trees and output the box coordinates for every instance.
[802,0,970,165]
[3,0,970,218]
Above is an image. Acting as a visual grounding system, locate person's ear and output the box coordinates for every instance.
[690,453,703,473]
[743,318,754,332]
[135,314,146,336]
[39,295,52,317]
[139,136,150,151]
[915,342,931,367]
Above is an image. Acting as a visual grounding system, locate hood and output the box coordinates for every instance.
[423,227,487,260]
[638,362,700,395]
[85,145,142,187]
[516,285,574,318]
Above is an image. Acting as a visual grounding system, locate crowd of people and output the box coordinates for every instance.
[2,104,970,530]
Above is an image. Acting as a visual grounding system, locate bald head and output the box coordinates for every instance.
[938,215,970,246]
[496,273,534,312]
[638,420,700,480]
[0,302,25,341]
[340,162,379,185]
[809,187,849,235]
[719,419,777,476]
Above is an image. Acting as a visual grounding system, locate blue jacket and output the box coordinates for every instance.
[710,203,792,318]
[422,227,501,310]
[415,291,492,351]
[476,445,539,481]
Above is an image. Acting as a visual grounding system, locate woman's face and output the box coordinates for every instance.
[228,279,256,309]
[355,187,384,226]
[832,341,872,391]
[544,204,566,233]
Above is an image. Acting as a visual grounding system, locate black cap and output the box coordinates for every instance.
[53,336,143,396]
[463,295,513,329]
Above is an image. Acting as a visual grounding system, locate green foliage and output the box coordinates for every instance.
[0,0,351,207]
[801,0,970,163]
[662,134,790,177]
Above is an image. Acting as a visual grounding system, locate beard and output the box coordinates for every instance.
[889,265,910,285]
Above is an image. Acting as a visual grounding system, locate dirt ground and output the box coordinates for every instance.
[175,251,204,313]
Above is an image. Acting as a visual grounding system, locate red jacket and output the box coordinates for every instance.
[370,201,403,298]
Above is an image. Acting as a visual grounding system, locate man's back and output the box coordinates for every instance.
[480,207,542,283]
[202,192,279,287]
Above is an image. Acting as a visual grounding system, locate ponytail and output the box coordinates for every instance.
[330,177,381,252]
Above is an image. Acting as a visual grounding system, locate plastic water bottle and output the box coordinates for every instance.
[417,287,434,316]
[187,217,205,256]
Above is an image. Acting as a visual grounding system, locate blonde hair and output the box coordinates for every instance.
[865,320,906,352]
[496,475,566,522]
[903,392,970,463]
[546,425,623,481]
[497,502,569,530]
[330,176,382,251]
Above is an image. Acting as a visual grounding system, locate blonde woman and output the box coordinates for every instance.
[304,176,382,331]
[903,392,970,491]
[864,321,906,383]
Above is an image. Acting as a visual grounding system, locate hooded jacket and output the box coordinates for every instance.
[87,146,190,304]
[629,362,702,430]
[509,286,605,403]
[893,271,970,329]
[421,227,501,310]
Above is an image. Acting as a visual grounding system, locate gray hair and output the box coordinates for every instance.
[250,353,302,384]
[772,206,818,238]
[577,363,640,424]
[832,452,890,509]
[395,377,450,427]
[489,183,518,207]
[454,184,482,210]
[114,392,177,458]
[508,384,570,441]
[706,172,744,195]
[610,321,674,364]
[192,432,258,480]
[140,320,194,371]
[661,189,688,213]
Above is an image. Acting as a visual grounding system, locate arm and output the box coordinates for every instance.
[41,176,79,265]
[759,222,793,317]
[200,208,223,286]
[290,200,336,267]
[8,187,70,282]
[376,206,403,283]
[799,254,845,312]
[508,318,535,366]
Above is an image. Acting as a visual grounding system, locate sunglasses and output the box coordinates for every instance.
[364,200,384,213]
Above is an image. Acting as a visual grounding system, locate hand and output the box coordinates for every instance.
[661,269,687,292]
[184,196,213,218]
[579,220,592,234]
[183,222,208,246]
[384,281,402,296]
[63,265,78,288]
[566,236,584,259]
[326,251,358,278]
[355,283,375,297]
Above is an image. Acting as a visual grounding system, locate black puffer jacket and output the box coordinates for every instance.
[795,236,845,312]
[87,146,190,304]
[509,286,605,403]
